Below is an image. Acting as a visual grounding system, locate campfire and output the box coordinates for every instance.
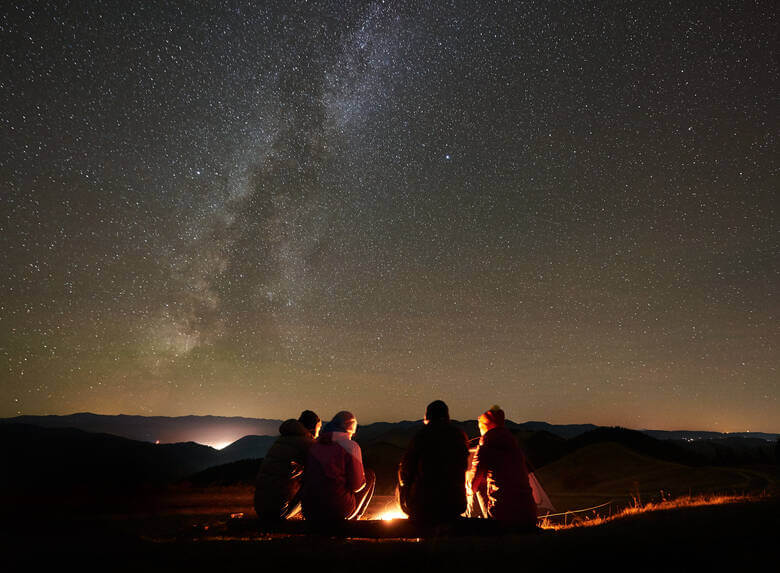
[372,500,408,521]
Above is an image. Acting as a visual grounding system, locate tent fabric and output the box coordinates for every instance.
[529,471,555,514]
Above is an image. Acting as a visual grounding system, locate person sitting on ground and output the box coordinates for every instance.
[469,405,537,528]
[398,399,470,523]
[254,410,321,522]
[301,410,375,522]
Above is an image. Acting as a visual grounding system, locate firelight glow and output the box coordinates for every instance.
[376,509,409,522]
[539,493,761,530]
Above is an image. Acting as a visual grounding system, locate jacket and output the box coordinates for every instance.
[398,420,469,522]
[254,419,313,517]
[470,426,536,524]
[302,430,366,520]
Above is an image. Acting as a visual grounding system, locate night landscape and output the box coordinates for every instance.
[1,1,777,570]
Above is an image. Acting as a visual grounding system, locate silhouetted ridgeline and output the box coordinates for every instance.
[564,427,706,466]
[0,423,275,494]
[522,426,778,468]
[182,459,263,487]
[675,436,778,466]
[0,423,218,491]
[3,413,774,447]
[511,421,600,439]
[173,424,778,494]
[2,417,776,499]
[1,413,282,445]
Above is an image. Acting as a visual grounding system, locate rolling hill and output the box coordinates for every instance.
[1,413,282,447]
[536,441,776,511]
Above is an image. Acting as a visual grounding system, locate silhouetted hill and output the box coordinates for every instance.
[514,421,600,439]
[218,435,277,463]
[183,459,263,487]
[535,441,774,511]
[352,420,420,443]
[643,429,779,441]
[5,415,776,503]
[540,426,777,472]
[6,413,775,451]
[674,436,777,465]
[0,423,220,492]
[564,426,707,466]
[1,413,282,446]
[510,429,568,469]
[356,422,423,449]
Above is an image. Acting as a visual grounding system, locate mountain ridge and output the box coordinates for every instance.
[2,413,777,447]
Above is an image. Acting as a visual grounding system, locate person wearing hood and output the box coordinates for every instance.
[469,405,537,528]
[398,400,470,523]
[301,410,375,521]
[254,410,321,522]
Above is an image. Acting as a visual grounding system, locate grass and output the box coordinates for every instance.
[535,441,777,512]
[539,492,764,530]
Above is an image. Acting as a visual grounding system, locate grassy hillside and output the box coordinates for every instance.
[536,441,777,511]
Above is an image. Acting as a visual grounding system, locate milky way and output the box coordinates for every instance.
[2,1,777,431]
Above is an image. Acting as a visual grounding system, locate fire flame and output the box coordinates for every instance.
[372,501,409,521]
[376,509,409,521]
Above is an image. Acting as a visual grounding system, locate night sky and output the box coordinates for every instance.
[2,1,777,432]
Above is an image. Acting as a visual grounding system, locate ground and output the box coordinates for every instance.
[2,489,777,572]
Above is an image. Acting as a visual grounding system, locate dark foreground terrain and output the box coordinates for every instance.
[2,497,776,572]
[3,421,776,571]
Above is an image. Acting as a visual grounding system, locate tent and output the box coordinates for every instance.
[528,471,556,514]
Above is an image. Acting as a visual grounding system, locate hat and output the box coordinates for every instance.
[480,405,505,428]
[324,410,356,433]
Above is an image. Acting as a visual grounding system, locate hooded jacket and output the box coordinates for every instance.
[254,419,314,518]
[398,420,470,522]
[301,430,366,520]
[470,426,536,524]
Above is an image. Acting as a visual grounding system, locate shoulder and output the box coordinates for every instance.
[332,432,362,458]
[450,424,469,442]
[343,438,362,456]
[406,425,428,446]
[483,427,517,447]
[279,419,310,437]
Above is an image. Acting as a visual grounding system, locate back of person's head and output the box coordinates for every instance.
[479,405,505,430]
[425,400,450,423]
[298,410,320,434]
[325,410,357,434]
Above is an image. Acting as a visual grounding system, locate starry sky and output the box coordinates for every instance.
[2,1,777,432]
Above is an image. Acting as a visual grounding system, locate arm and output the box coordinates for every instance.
[470,437,492,493]
[470,447,486,493]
